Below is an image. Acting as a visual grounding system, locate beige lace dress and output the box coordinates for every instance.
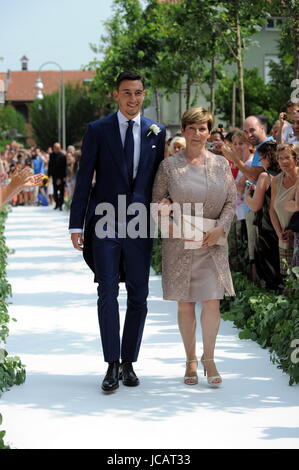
[152,149,237,301]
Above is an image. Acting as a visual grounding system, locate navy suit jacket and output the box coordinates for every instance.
[69,112,166,276]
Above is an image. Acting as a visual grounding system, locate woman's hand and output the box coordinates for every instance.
[222,144,239,163]
[202,225,225,247]
[0,160,8,184]
[281,230,294,242]
[11,168,44,190]
[157,197,172,216]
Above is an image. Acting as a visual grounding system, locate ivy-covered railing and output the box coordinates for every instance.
[0,207,26,449]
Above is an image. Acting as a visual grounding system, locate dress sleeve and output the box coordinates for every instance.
[216,159,237,234]
[152,159,169,203]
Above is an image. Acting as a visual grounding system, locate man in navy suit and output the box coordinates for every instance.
[69,71,166,392]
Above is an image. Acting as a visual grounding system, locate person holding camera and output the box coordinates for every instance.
[277,101,299,144]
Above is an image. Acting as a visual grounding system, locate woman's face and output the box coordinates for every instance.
[173,142,185,154]
[182,121,210,148]
[233,137,251,158]
[259,154,270,171]
[277,149,297,172]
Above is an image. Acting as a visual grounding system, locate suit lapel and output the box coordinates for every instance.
[134,117,153,186]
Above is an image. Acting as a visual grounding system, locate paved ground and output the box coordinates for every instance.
[1,205,299,449]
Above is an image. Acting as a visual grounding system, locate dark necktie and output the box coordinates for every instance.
[124,120,134,186]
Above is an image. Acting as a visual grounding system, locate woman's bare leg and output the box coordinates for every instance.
[178,301,197,381]
[200,299,222,383]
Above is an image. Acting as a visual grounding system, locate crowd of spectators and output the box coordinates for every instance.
[166,100,299,289]
[0,141,80,209]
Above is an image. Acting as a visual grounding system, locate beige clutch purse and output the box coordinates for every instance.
[181,215,227,248]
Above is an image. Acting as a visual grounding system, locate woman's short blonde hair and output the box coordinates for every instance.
[169,136,186,155]
[181,106,214,131]
[277,143,298,160]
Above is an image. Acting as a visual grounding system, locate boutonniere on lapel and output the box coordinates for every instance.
[147,124,161,137]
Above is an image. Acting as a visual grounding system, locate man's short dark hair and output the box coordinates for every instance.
[116,71,145,90]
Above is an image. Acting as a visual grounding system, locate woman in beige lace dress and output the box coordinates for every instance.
[152,107,237,387]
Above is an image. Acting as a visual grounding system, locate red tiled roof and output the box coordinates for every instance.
[0,70,95,102]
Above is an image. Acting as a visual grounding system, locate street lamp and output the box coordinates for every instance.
[35,61,66,149]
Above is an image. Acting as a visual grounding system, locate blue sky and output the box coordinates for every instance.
[0,0,114,72]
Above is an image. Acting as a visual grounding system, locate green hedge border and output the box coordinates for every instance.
[0,207,26,449]
[220,269,299,386]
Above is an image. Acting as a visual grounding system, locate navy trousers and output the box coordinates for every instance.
[92,229,152,363]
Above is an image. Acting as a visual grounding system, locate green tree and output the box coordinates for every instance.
[88,0,274,121]
[214,68,277,128]
[211,0,272,126]
[87,0,144,113]
[88,0,182,119]
[267,0,299,110]
[30,83,99,149]
[0,105,26,140]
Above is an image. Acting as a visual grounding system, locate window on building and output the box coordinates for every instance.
[264,55,280,84]
[265,17,283,30]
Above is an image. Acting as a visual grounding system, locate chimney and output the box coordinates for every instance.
[21,55,29,71]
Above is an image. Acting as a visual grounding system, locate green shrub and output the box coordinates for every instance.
[0,206,26,449]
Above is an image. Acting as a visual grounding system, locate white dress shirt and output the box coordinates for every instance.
[69,110,142,234]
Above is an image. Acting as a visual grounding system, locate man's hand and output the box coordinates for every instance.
[278,112,287,127]
[71,232,84,251]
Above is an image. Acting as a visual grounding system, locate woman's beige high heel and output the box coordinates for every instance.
[201,355,222,387]
[184,358,198,385]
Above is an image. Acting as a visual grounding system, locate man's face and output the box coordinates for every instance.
[113,80,145,119]
[53,143,61,153]
[287,105,299,121]
[290,113,299,137]
[243,118,265,146]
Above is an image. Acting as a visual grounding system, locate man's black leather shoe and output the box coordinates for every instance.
[101,361,120,392]
[119,362,140,387]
